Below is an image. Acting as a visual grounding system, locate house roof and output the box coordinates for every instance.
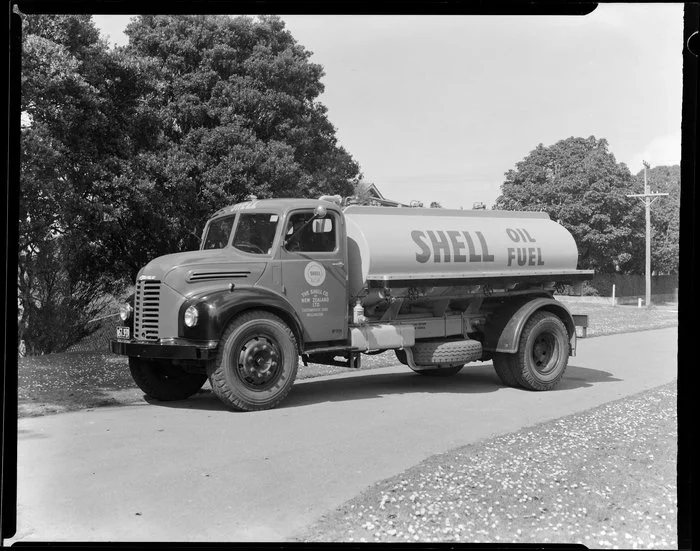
[355,181,385,200]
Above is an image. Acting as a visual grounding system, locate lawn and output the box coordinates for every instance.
[16,301,677,417]
[556,299,678,338]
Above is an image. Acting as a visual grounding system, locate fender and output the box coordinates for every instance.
[481,295,577,356]
[178,286,305,351]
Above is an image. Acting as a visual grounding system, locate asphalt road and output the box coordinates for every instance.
[8,327,677,543]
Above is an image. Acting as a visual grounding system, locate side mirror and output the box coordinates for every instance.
[314,205,327,219]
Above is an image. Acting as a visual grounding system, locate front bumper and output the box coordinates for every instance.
[110,338,219,360]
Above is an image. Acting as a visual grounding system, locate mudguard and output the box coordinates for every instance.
[178,286,305,351]
[481,295,577,356]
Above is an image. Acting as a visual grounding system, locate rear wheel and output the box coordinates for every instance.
[511,311,569,390]
[492,353,520,387]
[129,357,207,401]
[208,311,298,411]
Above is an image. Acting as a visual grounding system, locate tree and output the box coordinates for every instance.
[95,15,361,280]
[633,165,680,275]
[494,136,645,273]
[19,14,138,353]
[17,236,114,355]
[18,14,362,353]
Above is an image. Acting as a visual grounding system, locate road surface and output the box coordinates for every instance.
[8,327,677,543]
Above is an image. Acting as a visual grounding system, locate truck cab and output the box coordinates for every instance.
[115,197,350,349]
[198,198,350,345]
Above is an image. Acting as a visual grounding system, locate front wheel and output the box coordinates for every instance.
[511,311,569,390]
[208,311,298,411]
[129,357,207,401]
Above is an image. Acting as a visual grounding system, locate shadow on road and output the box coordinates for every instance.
[144,391,224,411]
[144,362,622,413]
[558,365,622,390]
[285,366,501,408]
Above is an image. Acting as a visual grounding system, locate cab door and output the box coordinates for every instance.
[280,209,348,344]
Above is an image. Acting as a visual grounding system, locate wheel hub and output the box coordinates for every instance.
[532,333,556,373]
[237,337,280,388]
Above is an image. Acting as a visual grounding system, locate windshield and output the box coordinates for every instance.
[202,215,236,250]
[232,213,279,255]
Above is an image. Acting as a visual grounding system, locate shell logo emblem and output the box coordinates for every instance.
[304,261,326,287]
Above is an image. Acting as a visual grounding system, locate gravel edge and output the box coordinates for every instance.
[293,381,678,547]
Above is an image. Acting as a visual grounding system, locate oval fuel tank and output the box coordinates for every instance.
[344,206,581,297]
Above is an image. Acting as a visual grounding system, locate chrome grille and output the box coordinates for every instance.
[134,279,161,340]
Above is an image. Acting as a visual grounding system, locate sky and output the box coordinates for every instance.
[93,5,683,208]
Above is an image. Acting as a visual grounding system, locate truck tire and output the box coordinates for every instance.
[492,353,520,387]
[511,311,569,391]
[400,339,483,376]
[394,348,464,377]
[208,310,298,411]
[395,348,463,376]
[412,339,482,366]
[129,357,207,401]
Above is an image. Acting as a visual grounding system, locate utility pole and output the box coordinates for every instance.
[627,161,668,308]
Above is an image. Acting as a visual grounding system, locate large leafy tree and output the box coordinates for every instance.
[95,15,361,277]
[633,165,680,275]
[494,136,645,274]
[19,14,141,354]
[19,14,362,353]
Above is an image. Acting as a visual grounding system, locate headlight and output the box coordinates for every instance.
[119,303,133,321]
[184,305,199,327]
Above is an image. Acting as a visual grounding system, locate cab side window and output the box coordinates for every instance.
[284,212,336,253]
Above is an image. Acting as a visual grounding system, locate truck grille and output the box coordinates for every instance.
[134,279,161,340]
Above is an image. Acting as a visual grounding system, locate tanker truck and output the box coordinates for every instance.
[111,196,593,411]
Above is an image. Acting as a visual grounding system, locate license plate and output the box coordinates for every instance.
[116,326,130,339]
